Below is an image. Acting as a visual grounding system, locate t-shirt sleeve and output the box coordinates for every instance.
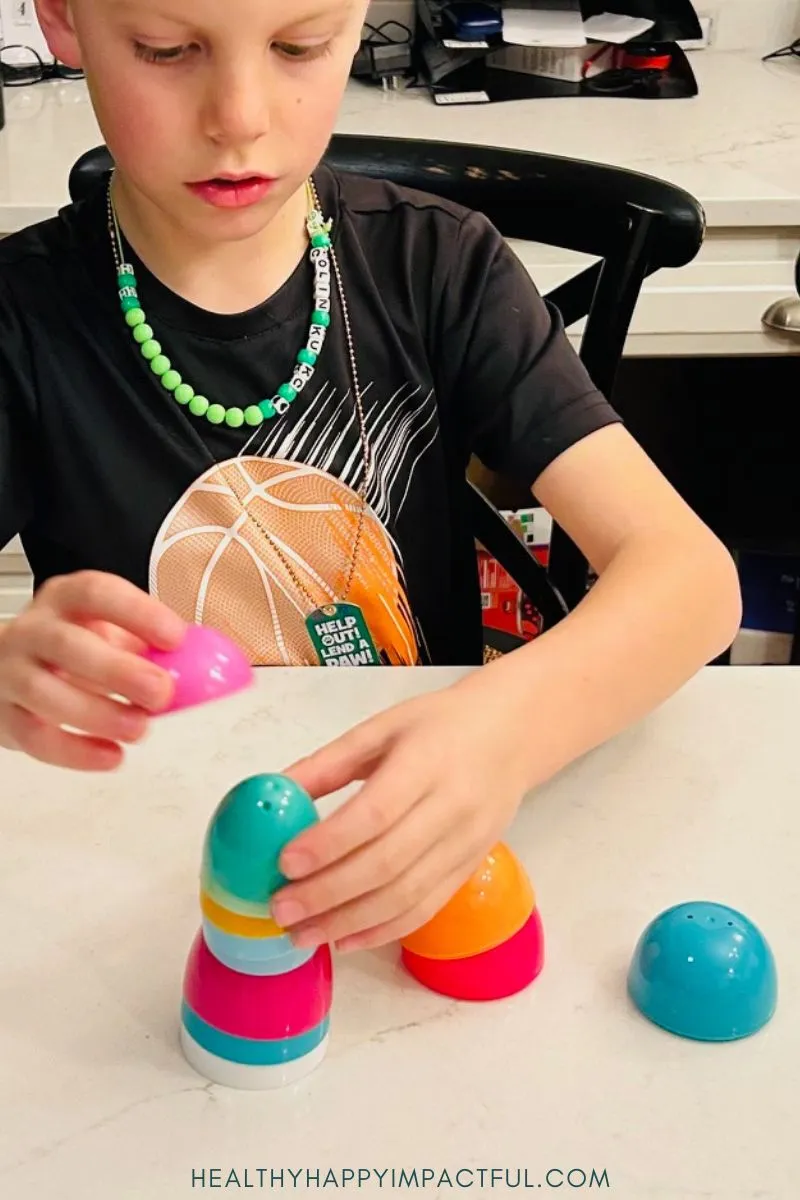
[433,208,622,485]
[0,275,36,551]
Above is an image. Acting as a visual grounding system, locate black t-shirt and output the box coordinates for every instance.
[0,164,619,666]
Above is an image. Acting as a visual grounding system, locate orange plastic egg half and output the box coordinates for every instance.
[400,843,535,960]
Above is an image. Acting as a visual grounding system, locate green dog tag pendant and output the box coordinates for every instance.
[306,602,380,666]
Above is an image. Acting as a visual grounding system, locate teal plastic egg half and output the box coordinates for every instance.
[202,774,318,906]
[628,901,778,1042]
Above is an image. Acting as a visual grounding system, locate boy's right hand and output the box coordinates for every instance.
[0,571,186,772]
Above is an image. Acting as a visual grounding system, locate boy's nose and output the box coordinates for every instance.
[203,67,270,147]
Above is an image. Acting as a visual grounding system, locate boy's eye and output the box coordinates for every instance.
[273,41,331,62]
[133,42,193,64]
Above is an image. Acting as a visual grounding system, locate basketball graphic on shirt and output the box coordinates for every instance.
[149,456,419,666]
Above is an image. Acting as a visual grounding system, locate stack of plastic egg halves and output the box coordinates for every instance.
[180,774,332,1089]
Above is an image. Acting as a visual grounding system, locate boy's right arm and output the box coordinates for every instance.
[1,273,185,770]
[0,571,186,771]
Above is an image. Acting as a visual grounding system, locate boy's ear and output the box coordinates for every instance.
[35,0,83,70]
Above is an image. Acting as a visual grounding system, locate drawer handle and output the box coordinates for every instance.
[762,297,800,335]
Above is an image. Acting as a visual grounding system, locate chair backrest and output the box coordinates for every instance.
[323,135,706,613]
[68,136,705,629]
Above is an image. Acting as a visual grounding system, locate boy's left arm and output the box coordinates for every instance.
[270,423,742,953]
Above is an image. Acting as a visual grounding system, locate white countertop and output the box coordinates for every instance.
[1,665,797,1200]
[1,50,800,232]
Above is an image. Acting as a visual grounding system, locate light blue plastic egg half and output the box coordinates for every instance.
[203,774,318,906]
[627,901,777,1042]
[202,919,315,976]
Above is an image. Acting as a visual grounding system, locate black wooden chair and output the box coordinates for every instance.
[69,136,705,646]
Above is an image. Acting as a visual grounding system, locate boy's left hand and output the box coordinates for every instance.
[270,679,532,953]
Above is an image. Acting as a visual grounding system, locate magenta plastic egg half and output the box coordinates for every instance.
[142,623,253,714]
[182,930,332,1040]
[401,907,545,1001]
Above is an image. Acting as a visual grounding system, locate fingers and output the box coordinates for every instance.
[272,781,446,927]
[18,617,173,712]
[3,573,184,720]
[36,619,172,710]
[338,859,482,953]
[0,572,186,771]
[274,786,495,950]
[279,744,419,880]
[2,661,149,745]
[293,841,486,953]
[39,571,184,650]
[0,703,124,772]
[77,619,148,655]
[283,713,391,802]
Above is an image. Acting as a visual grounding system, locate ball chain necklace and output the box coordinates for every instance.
[106,172,380,667]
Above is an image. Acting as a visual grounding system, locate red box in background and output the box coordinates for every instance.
[479,508,552,644]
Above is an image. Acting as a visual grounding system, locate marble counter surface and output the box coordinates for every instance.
[1,50,800,231]
[0,665,797,1199]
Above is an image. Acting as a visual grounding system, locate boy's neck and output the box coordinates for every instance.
[109,174,310,316]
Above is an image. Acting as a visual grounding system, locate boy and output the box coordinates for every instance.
[0,0,741,952]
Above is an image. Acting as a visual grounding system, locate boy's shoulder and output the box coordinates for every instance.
[0,194,91,299]
[328,164,470,223]
[322,165,509,294]
[0,200,86,261]
[324,164,499,254]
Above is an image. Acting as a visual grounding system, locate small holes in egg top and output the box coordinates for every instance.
[686,914,694,919]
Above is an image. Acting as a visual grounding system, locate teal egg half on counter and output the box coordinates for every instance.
[202,774,319,906]
[627,900,778,1042]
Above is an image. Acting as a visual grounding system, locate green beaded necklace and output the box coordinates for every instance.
[107,173,383,665]
[107,176,334,430]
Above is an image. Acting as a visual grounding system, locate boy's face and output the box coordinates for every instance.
[37,0,368,240]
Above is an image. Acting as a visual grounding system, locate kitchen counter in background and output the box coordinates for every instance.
[2,49,800,359]
[2,47,799,620]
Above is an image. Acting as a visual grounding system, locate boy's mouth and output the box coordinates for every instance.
[186,175,276,210]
